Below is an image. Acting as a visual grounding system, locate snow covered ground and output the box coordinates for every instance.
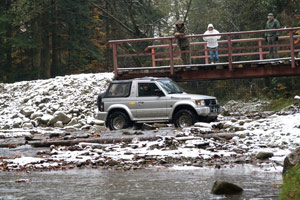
[0,72,299,172]
[0,72,113,135]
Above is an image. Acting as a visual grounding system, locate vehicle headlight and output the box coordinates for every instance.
[195,100,205,106]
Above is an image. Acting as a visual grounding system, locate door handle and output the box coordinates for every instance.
[138,101,144,105]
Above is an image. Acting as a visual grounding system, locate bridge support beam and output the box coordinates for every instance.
[169,39,174,75]
[289,31,295,68]
[178,64,300,80]
[227,35,233,71]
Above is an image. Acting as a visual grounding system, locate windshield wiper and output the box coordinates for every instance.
[169,91,183,94]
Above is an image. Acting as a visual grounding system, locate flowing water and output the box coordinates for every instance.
[0,165,281,200]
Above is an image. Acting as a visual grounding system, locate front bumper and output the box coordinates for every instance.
[195,105,221,116]
[96,111,108,121]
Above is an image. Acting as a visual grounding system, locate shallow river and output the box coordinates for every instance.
[0,165,281,200]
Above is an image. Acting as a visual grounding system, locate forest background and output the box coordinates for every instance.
[0,0,300,105]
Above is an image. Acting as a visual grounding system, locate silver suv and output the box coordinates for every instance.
[97,77,221,130]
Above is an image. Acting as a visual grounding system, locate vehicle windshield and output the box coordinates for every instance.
[158,79,183,94]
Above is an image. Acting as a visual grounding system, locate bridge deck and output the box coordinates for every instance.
[117,58,300,81]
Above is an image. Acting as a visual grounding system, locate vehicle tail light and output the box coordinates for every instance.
[100,103,104,112]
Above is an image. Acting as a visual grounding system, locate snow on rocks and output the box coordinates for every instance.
[2,112,300,172]
[223,100,270,114]
[0,72,113,136]
[1,73,300,172]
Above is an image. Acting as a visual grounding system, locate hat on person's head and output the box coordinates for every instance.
[176,19,184,25]
[207,24,214,29]
[267,13,274,18]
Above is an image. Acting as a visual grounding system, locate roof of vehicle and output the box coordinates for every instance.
[111,77,171,83]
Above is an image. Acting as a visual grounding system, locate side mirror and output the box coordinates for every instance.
[154,89,164,97]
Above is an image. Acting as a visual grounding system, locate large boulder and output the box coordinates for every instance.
[30,111,43,120]
[20,108,34,117]
[256,152,274,160]
[211,181,243,195]
[49,111,71,125]
[283,147,300,174]
[39,114,53,125]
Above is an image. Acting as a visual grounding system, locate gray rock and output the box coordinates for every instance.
[92,119,105,126]
[256,152,274,160]
[283,147,300,174]
[30,112,43,120]
[153,123,169,128]
[90,125,107,132]
[106,160,119,166]
[67,118,78,126]
[12,118,23,128]
[141,123,156,130]
[2,124,10,129]
[20,108,34,117]
[49,111,71,125]
[211,181,243,195]
[50,104,60,112]
[54,121,64,128]
[22,122,33,129]
[81,125,91,130]
[40,114,53,125]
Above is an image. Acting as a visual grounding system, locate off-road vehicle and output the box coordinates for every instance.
[96,77,221,130]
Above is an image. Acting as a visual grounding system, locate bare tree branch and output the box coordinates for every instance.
[88,0,136,35]
[184,0,192,23]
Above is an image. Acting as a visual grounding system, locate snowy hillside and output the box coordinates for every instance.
[0,73,114,131]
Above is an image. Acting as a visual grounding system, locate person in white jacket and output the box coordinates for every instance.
[203,24,221,64]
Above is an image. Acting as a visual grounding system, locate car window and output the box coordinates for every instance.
[157,79,183,94]
[138,83,159,97]
[106,82,131,97]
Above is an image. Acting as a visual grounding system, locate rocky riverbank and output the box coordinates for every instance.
[1,110,300,172]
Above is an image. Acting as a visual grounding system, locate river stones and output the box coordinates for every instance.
[211,181,243,195]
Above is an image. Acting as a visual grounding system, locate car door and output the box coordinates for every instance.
[136,82,167,119]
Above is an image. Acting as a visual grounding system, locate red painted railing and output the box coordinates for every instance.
[108,28,300,78]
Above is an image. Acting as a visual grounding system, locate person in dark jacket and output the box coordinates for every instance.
[265,13,280,58]
[174,20,190,65]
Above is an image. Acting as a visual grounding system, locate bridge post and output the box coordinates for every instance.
[112,43,118,77]
[227,35,233,71]
[204,44,209,64]
[151,48,156,67]
[289,31,295,68]
[258,40,263,60]
[169,39,174,75]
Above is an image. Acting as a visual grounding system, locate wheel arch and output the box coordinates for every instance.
[171,104,197,122]
[106,108,131,127]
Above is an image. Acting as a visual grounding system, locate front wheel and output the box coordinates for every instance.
[174,109,197,128]
[107,111,131,130]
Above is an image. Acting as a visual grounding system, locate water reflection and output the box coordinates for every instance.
[0,165,281,200]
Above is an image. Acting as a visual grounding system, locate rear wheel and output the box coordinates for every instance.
[174,109,197,128]
[107,111,131,130]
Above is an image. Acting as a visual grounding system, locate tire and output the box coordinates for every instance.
[174,109,197,128]
[107,111,131,130]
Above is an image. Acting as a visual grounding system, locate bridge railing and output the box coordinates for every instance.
[108,28,300,78]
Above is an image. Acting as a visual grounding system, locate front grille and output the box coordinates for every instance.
[205,99,216,106]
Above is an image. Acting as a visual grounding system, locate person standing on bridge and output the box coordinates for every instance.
[203,24,221,64]
[265,13,280,59]
[174,19,191,65]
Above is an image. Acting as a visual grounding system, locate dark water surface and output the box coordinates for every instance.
[0,165,281,200]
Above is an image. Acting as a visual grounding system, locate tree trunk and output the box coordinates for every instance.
[51,0,59,77]
[41,14,51,79]
[32,19,42,79]
[4,0,12,75]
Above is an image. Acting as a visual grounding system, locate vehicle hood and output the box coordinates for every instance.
[169,93,216,100]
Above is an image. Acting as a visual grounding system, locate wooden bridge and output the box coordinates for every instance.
[108,27,300,81]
